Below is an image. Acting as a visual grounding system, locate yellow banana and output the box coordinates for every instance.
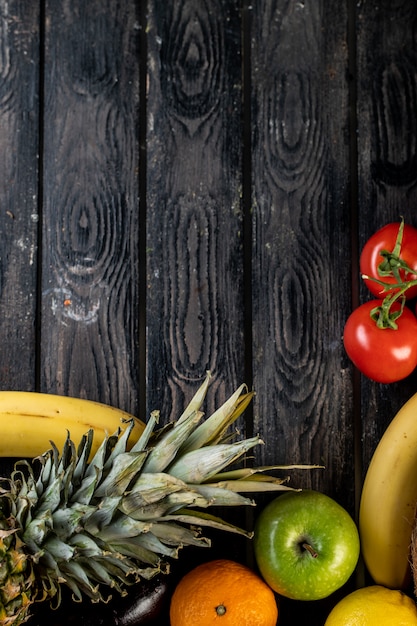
[359,391,417,591]
[0,391,146,459]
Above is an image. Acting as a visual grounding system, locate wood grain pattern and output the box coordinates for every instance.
[145,0,246,423]
[0,1,40,390]
[0,2,416,624]
[40,0,141,413]
[356,0,417,471]
[250,0,355,508]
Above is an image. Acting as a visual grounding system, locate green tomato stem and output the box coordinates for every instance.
[377,218,409,282]
[362,219,417,330]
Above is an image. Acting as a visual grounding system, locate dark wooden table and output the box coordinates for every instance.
[1,1,417,624]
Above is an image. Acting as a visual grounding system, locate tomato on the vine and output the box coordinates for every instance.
[360,222,417,300]
[343,300,417,383]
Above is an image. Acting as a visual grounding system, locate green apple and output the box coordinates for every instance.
[253,489,360,601]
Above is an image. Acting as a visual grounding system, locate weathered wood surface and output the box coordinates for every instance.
[1,1,417,624]
[250,0,353,502]
[41,0,142,412]
[0,1,40,389]
[146,0,246,425]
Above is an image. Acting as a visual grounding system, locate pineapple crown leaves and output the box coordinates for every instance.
[0,372,320,623]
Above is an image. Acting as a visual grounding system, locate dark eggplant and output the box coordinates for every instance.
[113,576,170,626]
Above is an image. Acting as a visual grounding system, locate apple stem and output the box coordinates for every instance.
[302,542,318,558]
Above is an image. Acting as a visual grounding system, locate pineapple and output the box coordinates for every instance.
[0,516,34,626]
[0,374,315,625]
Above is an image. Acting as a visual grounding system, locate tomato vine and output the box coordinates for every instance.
[361,219,417,330]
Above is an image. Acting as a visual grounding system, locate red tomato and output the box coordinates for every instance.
[360,222,417,299]
[343,300,417,383]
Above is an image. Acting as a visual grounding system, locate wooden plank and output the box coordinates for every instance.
[250,0,354,507]
[145,0,246,423]
[0,1,40,390]
[356,0,417,472]
[40,0,141,413]
[250,3,355,621]
[249,4,355,621]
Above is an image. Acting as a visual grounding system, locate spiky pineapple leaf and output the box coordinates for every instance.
[179,387,254,454]
[158,508,254,538]
[175,371,212,426]
[168,436,263,483]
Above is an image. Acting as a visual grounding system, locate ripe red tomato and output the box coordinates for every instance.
[343,300,417,383]
[360,222,417,299]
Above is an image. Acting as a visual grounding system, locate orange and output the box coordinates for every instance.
[169,558,278,626]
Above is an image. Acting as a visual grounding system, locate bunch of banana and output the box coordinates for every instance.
[359,391,417,590]
[0,391,146,459]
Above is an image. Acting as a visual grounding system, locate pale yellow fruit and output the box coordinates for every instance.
[324,585,417,625]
